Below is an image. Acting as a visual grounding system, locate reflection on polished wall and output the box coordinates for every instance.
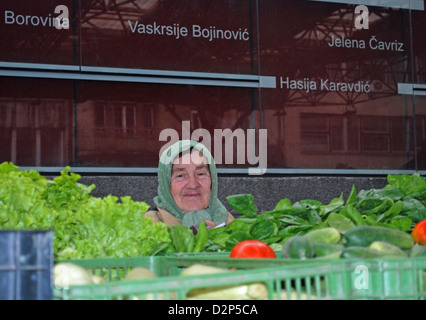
[258,1,425,170]
[75,81,254,167]
[0,0,425,171]
[0,79,73,166]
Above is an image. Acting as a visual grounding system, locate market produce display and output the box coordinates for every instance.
[3,161,424,300]
[215,173,426,260]
[218,173,426,251]
[279,224,425,260]
[1,161,425,261]
[0,162,171,259]
[53,261,267,300]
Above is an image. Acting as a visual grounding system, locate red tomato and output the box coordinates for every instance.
[230,240,276,258]
[412,219,426,245]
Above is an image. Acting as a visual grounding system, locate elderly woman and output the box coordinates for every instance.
[144,140,235,229]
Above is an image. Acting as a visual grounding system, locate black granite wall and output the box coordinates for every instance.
[66,174,388,217]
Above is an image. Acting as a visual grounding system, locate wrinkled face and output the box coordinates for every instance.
[170,150,212,213]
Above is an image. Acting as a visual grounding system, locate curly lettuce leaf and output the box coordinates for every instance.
[1,162,169,260]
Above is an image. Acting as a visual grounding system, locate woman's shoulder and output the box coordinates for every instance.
[144,209,159,218]
[227,211,235,224]
[144,207,181,226]
[143,209,162,224]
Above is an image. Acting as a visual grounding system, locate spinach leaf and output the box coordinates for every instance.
[341,204,364,226]
[170,224,194,253]
[386,173,426,195]
[273,198,292,211]
[390,216,413,232]
[346,185,357,206]
[226,194,258,218]
[250,218,277,240]
[319,194,345,216]
[279,215,309,225]
[226,218,255,233]
[209,230,232,248]
[306,209,322,225]
[193,221,209,253]
[326,212,355,234]
[300,199,323,209]
[401,198,426,222]
[377,200,403,221]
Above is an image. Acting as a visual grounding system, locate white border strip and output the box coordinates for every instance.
[398,83,426,96]
[0,61,80,71]
[81,66,259,81]
[309,0,424,10]
[0,69,276,88]
[0,62,276,88]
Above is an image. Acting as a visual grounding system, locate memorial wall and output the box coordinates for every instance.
[0,0,425,174]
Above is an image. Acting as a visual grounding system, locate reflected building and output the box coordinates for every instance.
[0,0,425,171]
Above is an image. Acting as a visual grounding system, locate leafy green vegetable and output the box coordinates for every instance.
[170,224,194,253]
[386,173,426,195]
[2,162,424,256]
[203,173,426,252]
[326,212,355,234]
[341,204,364,226]
[0,163,171,259]
[273,198,292,211]
[226,194,258,218]
[193,221,209,253]
[346,185,357,206]
[250,218,277,240]
[319,194,345,216]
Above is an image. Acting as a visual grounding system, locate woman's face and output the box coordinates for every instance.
[170,150,212,212]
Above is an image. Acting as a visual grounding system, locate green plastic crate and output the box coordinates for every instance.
[173,254,426,299]
[53,255,426,300]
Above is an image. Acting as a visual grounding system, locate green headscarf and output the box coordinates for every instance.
[154,140,228,227]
